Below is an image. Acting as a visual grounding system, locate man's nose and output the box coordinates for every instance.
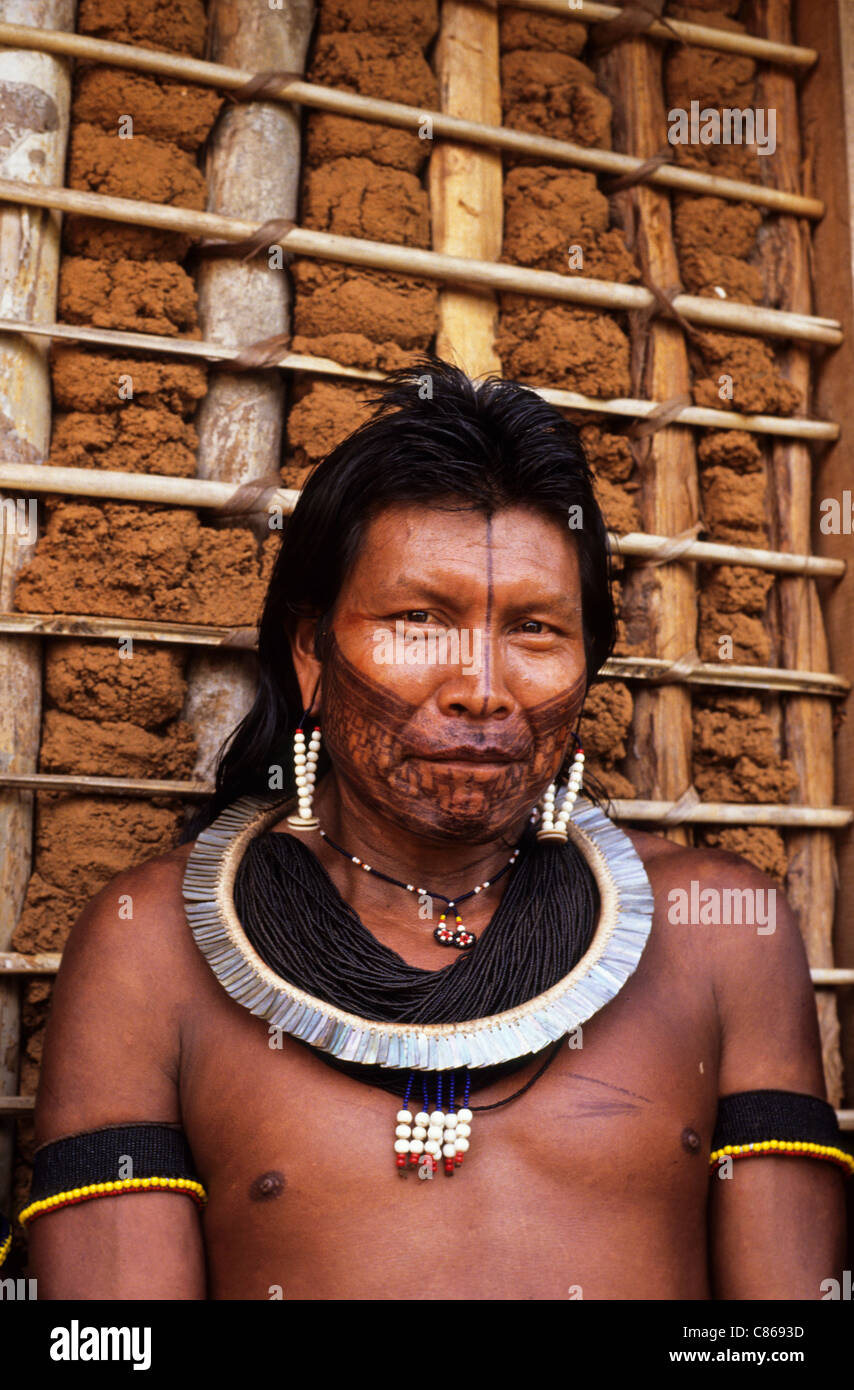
[434,629,514,719]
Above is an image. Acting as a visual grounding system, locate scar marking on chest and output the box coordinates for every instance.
[566,1073,651,1105]
[249,1170,286,1201]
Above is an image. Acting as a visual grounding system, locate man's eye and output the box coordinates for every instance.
[403,610,431,623]
[518,619,546,634]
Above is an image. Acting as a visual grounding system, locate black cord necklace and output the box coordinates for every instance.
[317,826,522,949]
[190,794,656,1183]
[232,817,600,1179]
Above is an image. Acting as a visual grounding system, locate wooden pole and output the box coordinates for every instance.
[610,802,853,828]
[0,772,846,827]
[7,955,853,981]
[182,0,314,785]
[596,33,700,848]
[0,613,847,698]
[1,954,61,974]
[0,772,208,796]
[0,179,840,344]
[503,0,817,67]
[0,461,298,511]
[429,1,502,375]
[0,614,257,644]
[0,460,844,578]
[0,459,844,578]
[0,0,74,1217]
[751,0,843,1106]
[798,0,854,1127]
[0,22,822,214]
[0,612,256,646]
[0,315,838,443]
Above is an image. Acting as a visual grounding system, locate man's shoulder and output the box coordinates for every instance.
[62,838,200,986]
[624,826,778,893]
[622,826,807,1005]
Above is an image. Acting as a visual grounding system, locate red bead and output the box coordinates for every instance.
[396,1155,406,1168]
[455,1154,464,1166]
[409,1154,418,1165]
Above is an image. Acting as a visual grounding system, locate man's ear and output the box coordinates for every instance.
[289,617,323,712]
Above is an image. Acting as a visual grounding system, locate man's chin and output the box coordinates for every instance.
[379,786,532,846]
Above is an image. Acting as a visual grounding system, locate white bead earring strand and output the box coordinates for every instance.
[286,724,321,831]
[536,745,585,843]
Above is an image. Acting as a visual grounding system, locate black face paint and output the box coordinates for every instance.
[480,514,494,718]
[321,635,586,845]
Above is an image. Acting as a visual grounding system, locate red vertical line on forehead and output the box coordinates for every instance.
[480,514,494,716]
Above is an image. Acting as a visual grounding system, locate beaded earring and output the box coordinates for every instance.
[536,740,585,843]
[285,718,321,831]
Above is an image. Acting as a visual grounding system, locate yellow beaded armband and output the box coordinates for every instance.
[19,1175,208,1227]
[709,1140,854,1175]
[0,1214,11,1267]
[20,1124,208,1228]
[709,1091,853,1178]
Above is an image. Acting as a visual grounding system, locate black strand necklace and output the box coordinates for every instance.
[317,826,521,949]
[191,793,656,1182]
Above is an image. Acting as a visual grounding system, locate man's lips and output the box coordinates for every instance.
[406,749,521,765]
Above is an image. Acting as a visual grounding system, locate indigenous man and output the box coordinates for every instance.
[27,361,846,1299]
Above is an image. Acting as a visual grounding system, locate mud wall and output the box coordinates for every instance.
[3,0,842,1240]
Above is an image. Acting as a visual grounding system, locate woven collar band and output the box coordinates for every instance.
[182,796,655,1071]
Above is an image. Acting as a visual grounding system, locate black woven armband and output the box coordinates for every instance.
[19,1123,207,1227]
[710,1089,853,1177]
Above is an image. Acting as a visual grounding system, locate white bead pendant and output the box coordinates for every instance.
[536,747,585,843]
[286,725,321,831]
[395,1101,473,1178]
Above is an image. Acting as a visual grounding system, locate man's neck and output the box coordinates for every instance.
[282,772,531,967]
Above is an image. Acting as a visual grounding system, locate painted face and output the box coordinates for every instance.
[318,503,588,844]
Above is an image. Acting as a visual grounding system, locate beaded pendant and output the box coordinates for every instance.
[394,1108,473,1177]
[434,912,475,949]
[394,1076,473,1179]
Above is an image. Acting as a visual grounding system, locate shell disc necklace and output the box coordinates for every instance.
[183,794,654,1182]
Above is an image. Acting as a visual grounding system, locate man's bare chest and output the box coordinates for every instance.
[178,939,721,1297]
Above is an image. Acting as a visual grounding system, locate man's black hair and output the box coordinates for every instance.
[183,356,617,838]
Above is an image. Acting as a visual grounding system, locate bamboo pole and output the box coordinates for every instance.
[503,0,817,67]
[611,801,853,827]
[0,316,838,443]
[429,1,502,375]
[0,461,298,511]
[0,771,846,826]
[0,612,255,646]
[8,947,850,981]
[534,389,838,443]
[605,656,848,698]
[751,0,843,1106]
[0,460,843,578]
[182,0,313,787]
[0,22,822,216]
[0,772,208,796]
[0,179,839,344]
[0,0,74,1217]
[596,34,700,848]
[0,614,847,697]
[611,531,843,579]
[0,953,61,974]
